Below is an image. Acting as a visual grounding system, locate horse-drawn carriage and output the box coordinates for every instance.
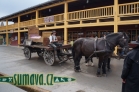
[20,27,131,77]
[20,26,72,66]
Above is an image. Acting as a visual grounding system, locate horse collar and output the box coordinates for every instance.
[105,39,115,51]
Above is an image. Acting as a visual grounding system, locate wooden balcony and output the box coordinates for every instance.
[67,5,114,27]
[0,26,6,31]
[68,5,114,21]
[20,19,36,28]
[119,2,139,16]
[119,2,139,25]
[7,23,18,30]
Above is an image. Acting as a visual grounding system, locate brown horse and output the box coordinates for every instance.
[72,32,129,76]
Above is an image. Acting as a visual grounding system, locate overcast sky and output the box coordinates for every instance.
[0,0,49,17]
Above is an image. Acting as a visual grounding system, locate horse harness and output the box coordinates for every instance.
[85,37,114,63]
[94,37,113,52]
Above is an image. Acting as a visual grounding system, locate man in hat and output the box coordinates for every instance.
[49,30,57,43]
[49,30,62,55]
[121,36,139,92]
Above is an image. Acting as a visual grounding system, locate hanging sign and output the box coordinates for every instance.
[44,16,54,23]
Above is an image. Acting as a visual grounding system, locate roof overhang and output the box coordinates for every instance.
[0,0,77,21]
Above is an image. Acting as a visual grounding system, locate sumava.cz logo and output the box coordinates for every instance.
[0,74,76,86]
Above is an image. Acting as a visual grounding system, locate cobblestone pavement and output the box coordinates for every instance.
[0,46,124,92]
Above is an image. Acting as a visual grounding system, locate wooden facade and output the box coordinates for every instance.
[0,0,139,49]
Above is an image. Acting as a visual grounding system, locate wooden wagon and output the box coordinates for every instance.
[20,26,72,66]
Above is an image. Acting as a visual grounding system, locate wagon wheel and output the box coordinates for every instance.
[24,47,31,60]
[37,52,43,58]
[43,50,55,66]
[57,49,69,63]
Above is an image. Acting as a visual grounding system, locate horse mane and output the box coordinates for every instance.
[106,32,123,39]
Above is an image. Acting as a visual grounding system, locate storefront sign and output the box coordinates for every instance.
[44,16,54,23]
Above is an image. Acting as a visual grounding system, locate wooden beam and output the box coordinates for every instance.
[67,22,114,28]
[114,0,118,33]
[64,2,68,45]
[39,26,64,30]
[20,10,36,16]
[7,16,18,20]
[36,10,39,27]
[18,16,20,45]
[6,20,8,46]
[118,20,139,25]
[114,0,118,55]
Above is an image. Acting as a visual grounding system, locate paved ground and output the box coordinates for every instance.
[0,46,124,92]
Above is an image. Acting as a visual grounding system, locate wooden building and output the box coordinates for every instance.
[0,0,139,46]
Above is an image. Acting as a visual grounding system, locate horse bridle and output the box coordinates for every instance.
[105,36,129,54]
[122,45,129,53]
[105,39,115,51]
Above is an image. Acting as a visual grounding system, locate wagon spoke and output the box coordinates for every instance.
[43,50,55,66]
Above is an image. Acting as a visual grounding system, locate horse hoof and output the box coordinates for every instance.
[97,74,101,77]
[107,69,110,72]
[74,69,78,72]
[102,74,107,77]
[78,70,81,72]
[74,69,81,72]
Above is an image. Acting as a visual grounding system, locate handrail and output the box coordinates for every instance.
[0,26,6,31]
[7,23,18,29]
[68,5,114,20]
[20,19,36,27]
[119,2,139,15]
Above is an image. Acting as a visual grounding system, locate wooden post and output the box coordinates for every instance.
[114,0,118,55]
[36,10,39,27]
[6,20,8,46]
[98,31,100,37]
[18,16,20,45]
[64,2,68,45]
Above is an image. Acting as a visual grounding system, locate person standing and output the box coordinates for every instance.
[121,36,139,92]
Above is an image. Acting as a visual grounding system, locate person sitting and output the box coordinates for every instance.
[49,30,62,55]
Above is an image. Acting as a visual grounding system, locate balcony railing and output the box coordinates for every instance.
[68,5,114,20]
[38,13,64,25]
[119,2,139,15]
[20,19,36,27]
[0,26,6,31]
[7,23,18,30]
